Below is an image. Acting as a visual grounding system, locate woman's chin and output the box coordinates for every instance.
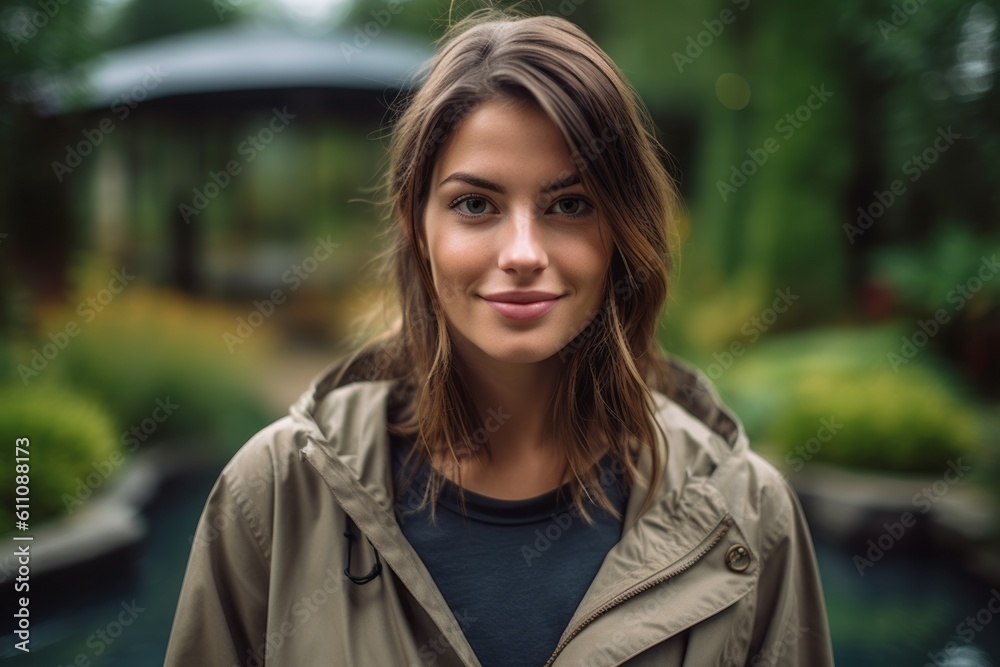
[479,342,564,365]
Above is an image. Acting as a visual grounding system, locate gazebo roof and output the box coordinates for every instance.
[28,21,432,115]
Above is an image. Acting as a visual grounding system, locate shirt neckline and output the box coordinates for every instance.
[391,433,621,526]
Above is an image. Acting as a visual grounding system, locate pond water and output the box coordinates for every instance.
[2,467,998,666]
[815,535,999,666]
[0,468,219,667]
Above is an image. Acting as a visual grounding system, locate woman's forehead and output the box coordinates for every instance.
[430,99,580,191]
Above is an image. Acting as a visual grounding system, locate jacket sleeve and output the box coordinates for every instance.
[163,463,271,667]
[746,475,835,667]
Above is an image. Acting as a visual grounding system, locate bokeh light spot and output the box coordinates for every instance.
[716,73,751,110]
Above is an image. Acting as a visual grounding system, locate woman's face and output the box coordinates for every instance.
[422,97,614,366]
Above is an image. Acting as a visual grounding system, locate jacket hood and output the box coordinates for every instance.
[287,355,750,523]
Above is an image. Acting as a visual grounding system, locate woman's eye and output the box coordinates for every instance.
[450,196,496,217]
[550,197,593,217]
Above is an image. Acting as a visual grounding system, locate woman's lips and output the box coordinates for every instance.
[483,297,561,320]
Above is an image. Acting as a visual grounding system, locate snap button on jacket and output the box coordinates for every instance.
[164,359,835,666]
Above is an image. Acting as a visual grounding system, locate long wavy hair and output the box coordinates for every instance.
[327,5,679,528]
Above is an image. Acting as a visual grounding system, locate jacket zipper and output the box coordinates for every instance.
[541,514,735,667]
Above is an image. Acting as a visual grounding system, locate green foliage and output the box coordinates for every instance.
[0,385,119,530]
[985,413,1000,533]
[597,0,997,336]
[872,227,1000,314]
[11,279,275,455]
[101,0,259,48]
[660,267,775,359]
[714,325,985,473]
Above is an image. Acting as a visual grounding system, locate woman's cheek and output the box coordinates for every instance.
[432,238,488,299]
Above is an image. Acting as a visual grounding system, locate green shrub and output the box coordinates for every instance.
[0,386,119,530]
[713,325,985,473]
[872,227,1000,315]
[12,283,275,454]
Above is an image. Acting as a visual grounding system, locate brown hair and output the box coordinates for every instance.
[330,5,679,529]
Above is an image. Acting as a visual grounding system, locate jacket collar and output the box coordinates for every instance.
[289,357,748,505]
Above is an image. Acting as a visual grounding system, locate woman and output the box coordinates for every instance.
[165,7,835,667]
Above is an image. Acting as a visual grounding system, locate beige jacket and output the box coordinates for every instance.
[164,360,835,666]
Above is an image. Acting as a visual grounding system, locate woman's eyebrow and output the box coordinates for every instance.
[438,172,505,193]
[540,173,581,194]
[436,172,583,194]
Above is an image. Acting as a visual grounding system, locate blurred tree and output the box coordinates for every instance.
[0,0,101,318]
[102,0,259,48]
[591,0,997,372]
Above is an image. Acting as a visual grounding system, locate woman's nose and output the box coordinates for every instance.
[497,208,549,274]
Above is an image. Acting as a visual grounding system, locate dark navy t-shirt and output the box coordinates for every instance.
[390,434,630,667]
